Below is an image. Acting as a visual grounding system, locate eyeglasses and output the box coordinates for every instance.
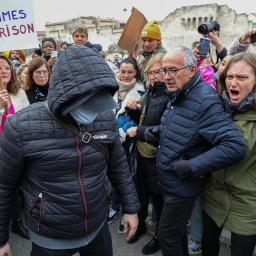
[34,71,49,77]
[0,66,12,73]
[159,66,191,77]
[145,69,162,77]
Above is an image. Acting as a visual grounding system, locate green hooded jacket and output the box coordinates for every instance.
[203,110,256,235]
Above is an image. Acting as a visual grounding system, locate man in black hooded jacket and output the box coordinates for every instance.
[0,46,140,256]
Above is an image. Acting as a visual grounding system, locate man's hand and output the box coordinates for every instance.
[174,160,192,179]
[145,126,159,145]
[0,243,12,256]
[122,213,138,241]
[203,30,224,53]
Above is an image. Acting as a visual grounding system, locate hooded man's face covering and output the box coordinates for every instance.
[70,108,98,125]
[68,90,118,125]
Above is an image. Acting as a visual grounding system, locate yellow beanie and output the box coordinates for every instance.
[141,20,162,40]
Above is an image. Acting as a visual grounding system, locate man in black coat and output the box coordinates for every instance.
[0,46,140,256]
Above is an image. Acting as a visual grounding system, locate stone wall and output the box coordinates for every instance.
[40,4,256,58]
[159,4,256,58]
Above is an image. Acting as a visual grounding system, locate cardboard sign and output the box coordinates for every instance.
[118,7,148,58]
[0,0,39,51]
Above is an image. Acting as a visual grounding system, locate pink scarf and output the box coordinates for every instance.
[0,104,15,133]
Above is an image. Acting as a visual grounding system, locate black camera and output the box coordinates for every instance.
[14,61,22,68]
[198,20,220,34]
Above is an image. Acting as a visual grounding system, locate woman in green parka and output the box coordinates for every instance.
[202,52,256,256]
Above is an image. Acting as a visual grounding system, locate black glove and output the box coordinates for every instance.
[145,125,159,145]
[174,160,193,179]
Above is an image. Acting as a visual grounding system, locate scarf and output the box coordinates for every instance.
[221,90,255,118]
[116,76,136,102]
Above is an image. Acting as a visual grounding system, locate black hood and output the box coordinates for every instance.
[47,46,119,116]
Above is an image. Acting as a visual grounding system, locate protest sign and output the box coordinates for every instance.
[0,0,39,52]
[118,7,148,58]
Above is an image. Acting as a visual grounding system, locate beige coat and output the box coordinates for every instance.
[0,89,29,122]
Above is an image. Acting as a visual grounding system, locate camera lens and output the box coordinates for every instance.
[198,25,207,34]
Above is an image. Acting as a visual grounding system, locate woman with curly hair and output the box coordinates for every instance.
[41,37,57,71]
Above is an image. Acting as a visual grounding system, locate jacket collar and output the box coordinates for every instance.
[141,43,163,56]
[167,71,201,103]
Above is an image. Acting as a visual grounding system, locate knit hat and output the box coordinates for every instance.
[141,20,162,40]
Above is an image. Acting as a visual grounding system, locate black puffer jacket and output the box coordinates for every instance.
[0,46,140,246]
[126,82,168,193]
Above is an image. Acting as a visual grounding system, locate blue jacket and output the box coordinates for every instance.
[156,71,247,197]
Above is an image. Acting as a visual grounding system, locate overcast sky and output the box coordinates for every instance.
[33,0,255,31]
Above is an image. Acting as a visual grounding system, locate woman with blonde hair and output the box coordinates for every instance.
[124,53,169,254]
[16,63,28,88]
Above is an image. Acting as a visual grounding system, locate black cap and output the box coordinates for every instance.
[61,89,118,116]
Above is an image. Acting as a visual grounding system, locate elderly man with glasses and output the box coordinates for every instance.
[145,46,247,256]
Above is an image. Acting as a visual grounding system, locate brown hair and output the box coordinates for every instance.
[72,25,88,38]
[23,57,51,90]
[218,52,256,94]
[0,55,20,95]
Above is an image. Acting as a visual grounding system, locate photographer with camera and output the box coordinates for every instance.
[196,21,227,71]
[32,45,42,59]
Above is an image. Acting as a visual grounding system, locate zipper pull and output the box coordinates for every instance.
[77,123,82,133]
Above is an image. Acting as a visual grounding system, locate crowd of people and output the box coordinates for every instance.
[0,19,255,256]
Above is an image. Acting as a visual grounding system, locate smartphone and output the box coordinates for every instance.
[250,33,256,43]
[51,51,58,58]
[199,38,211,59]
